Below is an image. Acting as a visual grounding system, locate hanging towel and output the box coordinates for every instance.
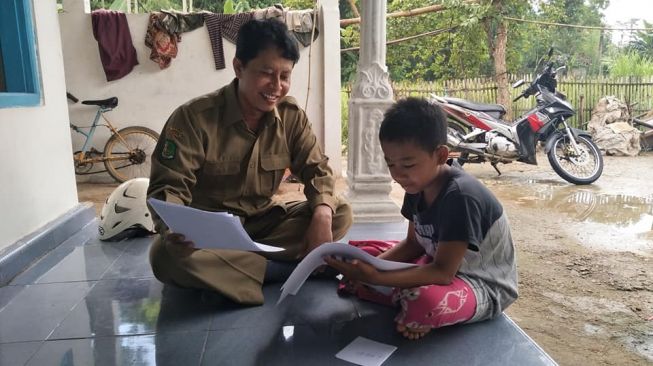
[204,12,253,70]
[91,9,138,81]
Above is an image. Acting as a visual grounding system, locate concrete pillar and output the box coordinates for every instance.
[319,0,343,176]
[346,0,402,222]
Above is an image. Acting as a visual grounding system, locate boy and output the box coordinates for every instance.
[326,97,518,339]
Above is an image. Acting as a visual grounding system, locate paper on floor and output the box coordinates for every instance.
[147,198,283,252]
[335,336,397,366]
[277,242,417,304]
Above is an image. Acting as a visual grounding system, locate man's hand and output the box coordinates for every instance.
[163,233,197,257]
[303,204,333,255]
[323,256,380,284]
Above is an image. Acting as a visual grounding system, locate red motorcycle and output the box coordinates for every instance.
[431,49,603,185]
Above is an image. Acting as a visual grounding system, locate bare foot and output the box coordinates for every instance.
[396,323,431,340]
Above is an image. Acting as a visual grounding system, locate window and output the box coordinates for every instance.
[0,0,41,108]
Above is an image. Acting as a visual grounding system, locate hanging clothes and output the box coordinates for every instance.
[285,9,319,47]
[144,11,205,69]
[253,6,319,47]
[204,12,254,70]
[91,9,138,81]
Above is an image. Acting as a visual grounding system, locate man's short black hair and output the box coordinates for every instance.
[379,97,448,152]
[236,18,300,66]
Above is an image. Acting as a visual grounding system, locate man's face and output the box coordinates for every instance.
[234,47,294,115]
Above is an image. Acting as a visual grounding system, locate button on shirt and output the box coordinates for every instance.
[148,79,336,232]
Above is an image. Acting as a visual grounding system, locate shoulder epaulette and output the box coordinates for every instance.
[279,95,300,109]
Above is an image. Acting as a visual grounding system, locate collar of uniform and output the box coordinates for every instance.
[223,78,282,128]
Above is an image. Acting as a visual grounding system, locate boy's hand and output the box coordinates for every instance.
[324,256,379,284]
[163,233,196,257]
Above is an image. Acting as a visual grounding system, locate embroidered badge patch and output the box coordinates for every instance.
[161,139,177,160]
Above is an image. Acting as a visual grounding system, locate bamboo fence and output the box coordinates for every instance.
[344,76,653,128]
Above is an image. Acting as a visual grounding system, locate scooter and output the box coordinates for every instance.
[430,48,603,185]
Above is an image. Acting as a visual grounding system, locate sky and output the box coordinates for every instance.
[602,0,653,45]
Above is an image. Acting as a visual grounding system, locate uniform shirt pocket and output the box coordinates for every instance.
[198,159,242,198]
[260,153,291,195]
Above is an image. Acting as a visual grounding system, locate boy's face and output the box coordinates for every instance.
[234,47,294,115]
[381,140,447,195]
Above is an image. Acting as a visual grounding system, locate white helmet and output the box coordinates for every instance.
[99,178,154,241]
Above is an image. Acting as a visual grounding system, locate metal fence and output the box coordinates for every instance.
[344,76,653,128]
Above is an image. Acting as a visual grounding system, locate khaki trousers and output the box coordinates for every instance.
[149,198,353,305]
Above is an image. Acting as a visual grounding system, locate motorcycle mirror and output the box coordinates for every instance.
[512,79,525,88]
[555,66,567,73]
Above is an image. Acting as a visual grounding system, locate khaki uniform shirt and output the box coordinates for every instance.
[148,79,336,233]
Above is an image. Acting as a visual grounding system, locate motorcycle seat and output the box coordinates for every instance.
[443,97,506,117]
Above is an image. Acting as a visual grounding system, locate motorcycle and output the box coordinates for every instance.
[431,48,603,185]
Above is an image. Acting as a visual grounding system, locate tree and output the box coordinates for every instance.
[629,20,653,57]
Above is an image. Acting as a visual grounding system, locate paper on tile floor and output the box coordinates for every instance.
[147,198,283,252]
[277,242,417,304]
[335,336,397,366]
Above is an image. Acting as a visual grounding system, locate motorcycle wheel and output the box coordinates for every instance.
[547,135,603,185]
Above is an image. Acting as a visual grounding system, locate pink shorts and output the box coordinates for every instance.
[339,240,477,329]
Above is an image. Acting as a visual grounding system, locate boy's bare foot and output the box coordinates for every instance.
[396,323,431,340]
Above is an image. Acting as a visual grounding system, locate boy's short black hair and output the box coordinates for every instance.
[236,18,300,66]
[379,97,448,152]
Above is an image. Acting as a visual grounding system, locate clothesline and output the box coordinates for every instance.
[91,6,320,82]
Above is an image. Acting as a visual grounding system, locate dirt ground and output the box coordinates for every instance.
[77,152,653,366]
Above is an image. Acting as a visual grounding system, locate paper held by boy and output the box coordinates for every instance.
[146,198,416,304]
[278,243,417,304]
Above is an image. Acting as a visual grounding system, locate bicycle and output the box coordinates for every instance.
[67,92,160,183]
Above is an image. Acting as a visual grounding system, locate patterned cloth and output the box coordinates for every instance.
[203,12,253,70]
[337,240,477,329]
[144,11,205,69]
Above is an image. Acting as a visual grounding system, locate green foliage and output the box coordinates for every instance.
[282,0,315,10]
[223,0,235,13]
[608,52,653,77]
[340,25,360,84]
[628,20,653,57]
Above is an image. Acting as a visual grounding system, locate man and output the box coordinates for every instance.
[148,18,352,305]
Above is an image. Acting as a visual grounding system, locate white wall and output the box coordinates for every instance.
[59,0,342,181]
[0,1,79,251]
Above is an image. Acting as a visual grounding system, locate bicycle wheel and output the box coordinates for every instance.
[104,126,159,183]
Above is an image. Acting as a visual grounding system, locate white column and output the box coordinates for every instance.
[346,0,402,222]
[319,0,343,176]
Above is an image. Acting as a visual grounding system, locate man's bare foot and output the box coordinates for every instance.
[396,323,431,340]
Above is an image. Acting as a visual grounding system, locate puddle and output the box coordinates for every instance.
[622,334,653,363]
[483,179,653,253]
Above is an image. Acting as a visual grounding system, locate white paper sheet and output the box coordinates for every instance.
[335,337,397,366]
[147,198,283,252]
[277,242,417,304]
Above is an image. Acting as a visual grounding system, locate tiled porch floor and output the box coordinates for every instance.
[0,221,556,365]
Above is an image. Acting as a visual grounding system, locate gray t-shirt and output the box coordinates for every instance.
[401,162,518,322]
